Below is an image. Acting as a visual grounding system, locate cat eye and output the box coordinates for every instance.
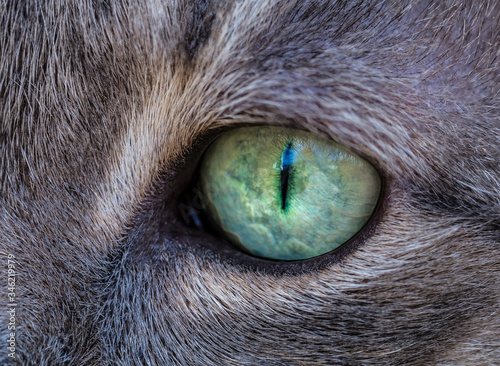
[196,126,381,261]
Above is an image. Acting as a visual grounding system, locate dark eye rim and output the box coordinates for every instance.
[168,123,390,275]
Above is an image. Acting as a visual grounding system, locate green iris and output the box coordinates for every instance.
[198,127,381,261]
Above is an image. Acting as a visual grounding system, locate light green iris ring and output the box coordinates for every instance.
[198,126,381,261]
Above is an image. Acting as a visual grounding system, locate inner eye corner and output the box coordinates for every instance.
[173,125,385,266]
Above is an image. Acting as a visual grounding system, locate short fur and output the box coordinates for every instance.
[1,0,499,364]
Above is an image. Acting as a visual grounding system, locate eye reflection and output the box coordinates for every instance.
[197,126,381,261]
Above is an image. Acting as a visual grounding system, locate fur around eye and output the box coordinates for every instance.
[4,0,499,364]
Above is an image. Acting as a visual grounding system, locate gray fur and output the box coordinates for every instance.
[0,0,499,364]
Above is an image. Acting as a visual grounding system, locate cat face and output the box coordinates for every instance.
[1,0,499,364]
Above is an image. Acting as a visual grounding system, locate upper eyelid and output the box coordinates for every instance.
[184,65,421,170]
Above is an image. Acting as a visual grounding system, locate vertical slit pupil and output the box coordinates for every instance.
[280,142,294,210]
